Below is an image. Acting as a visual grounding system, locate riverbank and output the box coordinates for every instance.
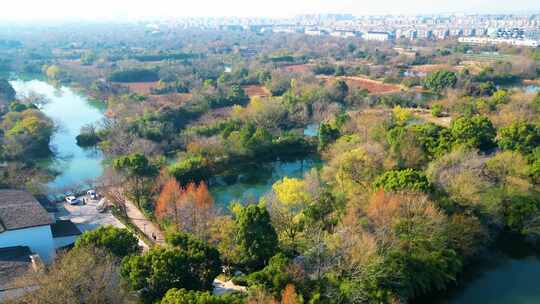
[414,235,540,304]
[10,78,106,195]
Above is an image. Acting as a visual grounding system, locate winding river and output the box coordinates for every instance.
[10,78,106,193]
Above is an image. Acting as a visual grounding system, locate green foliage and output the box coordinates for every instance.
[329,79,349,103]
[318,123,340,150]
[234,204,279,271]
[75,226,140,258]
[424,70,457,93]
[504,194,540,234]
[108,68,159,83]
[121,233,221,303]
[113,153,158,178]
[450,115,496,151]
[76,124,101,147]
[373,169,431,192]
[112,153,158,209]
[498,121,540,155]
[161,288,244,304]
[246,253,293,296]
[312,64,335,75]
[168,155,210,185]
[474,67,520,85]
[131,52,200,62]
[430,104,444,117]
[1,109,54,159]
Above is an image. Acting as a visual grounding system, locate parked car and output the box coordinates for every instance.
[87,190,98,200]
[65,196,81,205]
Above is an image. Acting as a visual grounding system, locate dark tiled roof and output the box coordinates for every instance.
[51,220,82,238]
[0,190,53,232]
[0,246,32,290]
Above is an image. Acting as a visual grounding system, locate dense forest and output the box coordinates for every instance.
[1,22,540,304]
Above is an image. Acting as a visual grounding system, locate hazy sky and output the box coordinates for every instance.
[2,0,540,20]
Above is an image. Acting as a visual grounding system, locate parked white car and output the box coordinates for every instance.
[87,190,98,200]
[65,195,81,205]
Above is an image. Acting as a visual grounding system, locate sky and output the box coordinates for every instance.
[1,0,540,21]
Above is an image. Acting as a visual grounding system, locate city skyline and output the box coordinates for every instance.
[2,0,540,21]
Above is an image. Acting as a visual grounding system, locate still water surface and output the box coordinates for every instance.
[10,79,106,192]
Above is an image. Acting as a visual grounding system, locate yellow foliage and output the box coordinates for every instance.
[272,177,311,207]
[392,105,413,125]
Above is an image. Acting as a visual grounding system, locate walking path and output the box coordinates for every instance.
[124,200,165,245]
[120,199,245,295]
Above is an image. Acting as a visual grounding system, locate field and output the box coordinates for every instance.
[112,82,159,94]
[242,85,270,98]
[320,75,402,94]
[147,93,192,106]
[409,64,455,73]
[281,63,314,73]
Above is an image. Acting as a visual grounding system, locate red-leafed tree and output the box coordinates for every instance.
[155,178,215,240]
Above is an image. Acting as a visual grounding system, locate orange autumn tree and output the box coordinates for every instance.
[281,284,301,304]
[155,178,215,240]
[155,178,183,224]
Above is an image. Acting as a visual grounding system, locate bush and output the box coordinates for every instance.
[430,104,444,117]
[75,226,140,258]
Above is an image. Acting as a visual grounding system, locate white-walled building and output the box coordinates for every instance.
[364,31,392,42]
[458,36,540,47]
[0,190,55,263]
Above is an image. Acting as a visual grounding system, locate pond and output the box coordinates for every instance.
[415,236,540,304]
[10,79,106,194]
[522,85,540,94]
[210,156,323,207]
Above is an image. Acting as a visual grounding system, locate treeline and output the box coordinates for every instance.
[130,52,202,62]
[108,68,160,83]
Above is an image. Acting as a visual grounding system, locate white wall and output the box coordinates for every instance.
[0,225,55,263]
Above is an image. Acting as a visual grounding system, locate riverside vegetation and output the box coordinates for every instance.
[1,22,540,303]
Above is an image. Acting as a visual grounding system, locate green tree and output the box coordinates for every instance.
[450,115,496,151]
[498,121,540,155]
[504,195,540,234]
[75,226,140,258]
[168,155,210,185]
[112,153,158,209]
[246,253,293,296]
[330,79,349,103]
[121,234,221,303]
[1,109,54,159]
[373,169,431,193]
[234,204,278,270]
[424,70,457,93]
[318,123,340,150]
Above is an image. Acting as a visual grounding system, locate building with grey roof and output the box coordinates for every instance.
[0,190,55,263]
